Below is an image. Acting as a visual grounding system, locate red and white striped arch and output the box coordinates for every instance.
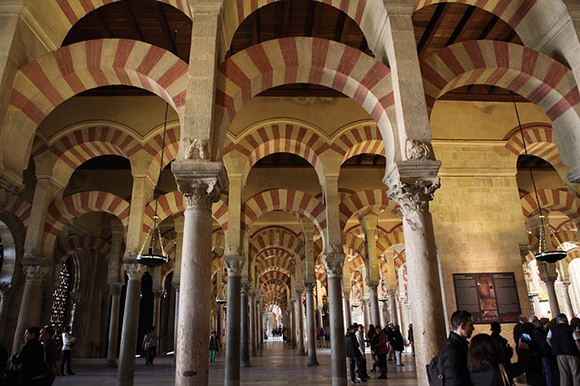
[213,230,225,256]
[339,189,397,230]
[142,125,180,177]
[414,1,536,33]
[143,191,229,233]
[256,256,294,276]
[2,195,32,227]
[260,279,289,296]
[553,230,579,247]
[566,248,580,264]
[220,0,386,59]
[242,188,326,234]
[250,227,303,256]
[216,37,395,161]
[316,265,327,288]
[520,189,580,227]
[259,270,291,288]
[343,233,366,261]
[54,235,111,263]
[381,230,405,250]
[224,121,329,184]
[504,123,567,177]
[44,191,130,256]
[4,39,187,175]
[254,247,296,267]
[346,254,365,276]
[332,123,385,163]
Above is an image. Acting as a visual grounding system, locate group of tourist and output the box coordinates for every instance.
[0,325,75,385]
[432,310,580,386]
[345,322,408,383]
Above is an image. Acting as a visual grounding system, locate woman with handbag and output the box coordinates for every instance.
[469,333,530,385]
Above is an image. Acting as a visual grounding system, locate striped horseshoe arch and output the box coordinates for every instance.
[44,191,130,256]
[216,37,395,162]
[520,189,580,227]
[54,235,111,263]
[4,39,187,175]
[339,189,397,230]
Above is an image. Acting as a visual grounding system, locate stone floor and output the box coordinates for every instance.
[52,339,419,385]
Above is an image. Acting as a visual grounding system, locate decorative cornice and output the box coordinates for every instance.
[224,255,245,277]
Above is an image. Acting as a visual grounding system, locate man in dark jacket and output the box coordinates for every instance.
[546,314,580,386]
[440,310,475,386]
[345,325,367,383]
[40,325,58,385]
[490,321,513,366]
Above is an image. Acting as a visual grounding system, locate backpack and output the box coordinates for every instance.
[426,342,449,386]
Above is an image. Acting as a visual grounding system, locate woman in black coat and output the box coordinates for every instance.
[468,333,529,386]
[12,326,45,386]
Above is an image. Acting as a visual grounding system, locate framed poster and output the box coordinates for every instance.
[453,272,521,324]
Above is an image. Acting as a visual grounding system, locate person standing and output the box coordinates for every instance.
[60,326,75,376]
[547,314,580,386]
[345,325,367,383]
[490,322,513,366]
[391,325,405,366]
[372,326,389,379]
[209,331,219,363]
[320,327,327,348]
[143,327,158,366]
[513,315,526,353]
[12,326,45,385]
[439,310,475,386]
[408,324,414,357]
[39,326,58,386]
[355,324,369,380]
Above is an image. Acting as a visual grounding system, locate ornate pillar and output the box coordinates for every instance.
[117,264,144,386]
[342,290,352,328]
[240,282,251,367]
[304,282,319,365]
[0,284,13,339]
[224,254,244,385]
[295,290,305,355]
[249,290,256,356]
[107,284,122,367]
[539,262,561,317]
[367,281,380,327]
[323,251,347,385]
[172,166,223,386]
[385,168,446,385]
[13,264,50,352]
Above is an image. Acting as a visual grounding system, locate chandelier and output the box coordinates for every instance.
[512,94,566,264]
[137,101,171,268]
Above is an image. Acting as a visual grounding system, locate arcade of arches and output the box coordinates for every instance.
[2,0,580,385]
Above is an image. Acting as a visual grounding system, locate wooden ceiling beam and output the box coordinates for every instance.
[156,2,178,56]
[417,3,447,59]
[446,6,475,46]
[121,0,144,41]
[93,8,112,38]
[478,15,499,40]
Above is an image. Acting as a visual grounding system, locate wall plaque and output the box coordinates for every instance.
[453,272,521,324]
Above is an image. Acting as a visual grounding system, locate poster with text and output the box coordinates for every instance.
[453,273,521,324]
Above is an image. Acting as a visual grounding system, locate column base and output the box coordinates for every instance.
[241,361,252,367]
[307,360,319,366]
[105,360,117,368]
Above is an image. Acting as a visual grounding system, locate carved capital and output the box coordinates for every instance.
[241,282,252,294]
[23,265,50,282]
[387,288,398,298]
[179,178,219,210]
[365,279,379,290]
[303,281,316,292]
[224,255,245,277]
[124,263,144,281]
[109,284,122,297]
[153,290,164,299]
[385,176,440,231]
[323,251,345,278]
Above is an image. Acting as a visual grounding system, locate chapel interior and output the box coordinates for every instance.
[1,0,580,385]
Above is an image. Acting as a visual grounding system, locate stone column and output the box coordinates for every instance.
[385,169,446,385]
[387,290,399,325]
[539,262,561,317]
[106,284,122,367]
[172,167,223,386]
[172,283,179,363]
[289,302,296,348]
[117,264,143,386]
[317,307,323,331]
[295,290,305,355]
[367,281,380,327]
[323,251,347,385]
[0,284,14,339]
[249,290,256,356]
[13,264,50,352]
[342,291,352,328]
[304,282,319,365]
[69,291,82,334]
[559,281,575,318]
[153,290,162,330]
[363,297,370,329]
[240,282,251,367]
[224,254,244,385]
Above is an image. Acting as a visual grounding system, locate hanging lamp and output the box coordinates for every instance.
[512,93,567,264]
[136,100,172,268]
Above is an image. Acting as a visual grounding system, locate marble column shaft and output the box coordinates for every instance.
[342,292,352,328]
[240,283,251,367]
[0,285,14,339]
[304,282,318,365]
[224,255,244,386]
[107,284,122,367]
[249,292,256,356]
[368,283,381,327]
[117,265,143,386]
[295,291,305,355]
[13,264,49,353]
